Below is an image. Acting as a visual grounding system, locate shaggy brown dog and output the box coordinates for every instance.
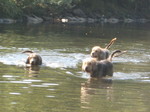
[91,38,117,61]
[22,50,42,66]
[82,50,126,78]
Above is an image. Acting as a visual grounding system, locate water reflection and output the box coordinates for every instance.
[24,65,41,75]
[81,78,113,108]
[0,23,150,112]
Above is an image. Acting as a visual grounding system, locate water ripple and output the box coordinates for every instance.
[9,92,21,95]
[0,46,149,69]
[113,72,150,80]
[2,75,19,78]
[0,81,31,84]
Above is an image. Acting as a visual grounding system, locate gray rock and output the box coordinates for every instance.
[68,17,86,23]
[87,18,96,23]
[0,18,16,24]
[107,18,119,23]
[25,15,43,24]
[72,9,87,17]
[124,18,134,23]
[137,18,149,23]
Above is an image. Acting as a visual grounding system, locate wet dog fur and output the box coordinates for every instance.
[82,50,126,78]
[22,50,42,66]
[91,38,117,61]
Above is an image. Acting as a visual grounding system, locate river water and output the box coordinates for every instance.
[0,22,150,112]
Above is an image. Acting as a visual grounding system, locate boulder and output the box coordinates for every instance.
[87,18,96,23]
[124,18,134,23]
[72,9,87,17]
[66,17,86,23]
[137,18,149,23]
[0,18,16,24]
[25,15,43,24]
[107,18,119,23]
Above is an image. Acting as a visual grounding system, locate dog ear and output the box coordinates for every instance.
[98,50,104,60]
[91,62,97,71]
[36,55,42,65]
[92,63,106,77]
[26,57,30,64]
[91,62,98,76]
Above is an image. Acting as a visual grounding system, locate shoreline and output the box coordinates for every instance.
[0,16,150,24]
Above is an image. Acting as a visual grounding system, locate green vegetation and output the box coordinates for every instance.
[0,0,79,18]
[0,0,150,19]
[79,0,150,18]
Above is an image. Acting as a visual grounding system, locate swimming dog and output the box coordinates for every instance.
[82,50,126,78]
[91,38,117,61]
[22,50,42,66]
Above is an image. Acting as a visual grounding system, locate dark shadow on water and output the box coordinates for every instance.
[81,78,113,106]
[24,65,41,77]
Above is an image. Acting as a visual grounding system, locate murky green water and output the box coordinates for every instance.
[0,23,150,112]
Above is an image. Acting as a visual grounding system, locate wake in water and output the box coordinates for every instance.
[0,47,88,68]
[0,46,149,80]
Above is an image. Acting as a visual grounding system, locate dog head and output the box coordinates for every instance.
[28,53,40,65]
[82,58,97,74]
[91,46,102,58]
[23,50,42,66]
[91,46,109,60]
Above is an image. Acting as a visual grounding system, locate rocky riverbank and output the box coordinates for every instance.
[0,9,150,24]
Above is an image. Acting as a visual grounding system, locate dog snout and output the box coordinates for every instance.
[31,61,35,65]
[91,52,97,58]
[91,52,94,57]
[30,58,36,65]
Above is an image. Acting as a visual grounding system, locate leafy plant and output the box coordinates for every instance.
[0,0,22,18]
[0,0,149,19]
